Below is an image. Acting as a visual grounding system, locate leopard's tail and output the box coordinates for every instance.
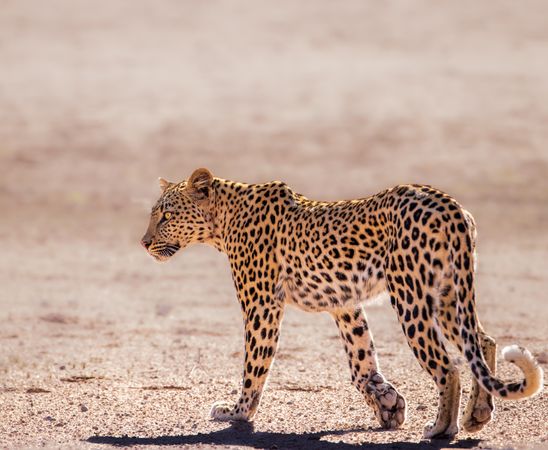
[449,211,543,400]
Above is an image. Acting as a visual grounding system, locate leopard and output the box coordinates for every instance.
[141,167,543,439]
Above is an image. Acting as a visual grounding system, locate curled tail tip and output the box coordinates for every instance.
[502,344,530,362]
[502,345,544,398]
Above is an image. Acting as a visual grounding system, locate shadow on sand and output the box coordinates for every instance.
[87,422,481,449]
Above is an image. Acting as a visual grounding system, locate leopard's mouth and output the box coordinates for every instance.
[148,243,181,262]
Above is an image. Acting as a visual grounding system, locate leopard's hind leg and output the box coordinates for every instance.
[386,257,461,439]
[462,328,496,432]
[437,263,496,432]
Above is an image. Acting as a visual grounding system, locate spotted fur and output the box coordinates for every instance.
[141,168,543,439]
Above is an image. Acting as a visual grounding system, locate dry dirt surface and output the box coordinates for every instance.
[1,1,547,449]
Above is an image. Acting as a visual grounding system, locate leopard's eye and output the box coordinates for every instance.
[164,212,172,220]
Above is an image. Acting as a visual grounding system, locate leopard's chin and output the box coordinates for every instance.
[149,243,181,262]
[150,253,168,262]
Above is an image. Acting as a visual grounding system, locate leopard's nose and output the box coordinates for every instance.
[141,237,152,249]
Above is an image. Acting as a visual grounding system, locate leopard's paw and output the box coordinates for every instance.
[366,373,407,430]
[462,404,494,432]
[210,400,249,422]
[423,420,459,439]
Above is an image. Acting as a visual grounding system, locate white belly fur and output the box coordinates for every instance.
[275,270,388,313]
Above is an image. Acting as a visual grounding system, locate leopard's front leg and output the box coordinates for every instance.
[210,299,284,422]
[333,306,407,429]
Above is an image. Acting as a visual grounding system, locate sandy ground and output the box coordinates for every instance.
[1,1,547,448]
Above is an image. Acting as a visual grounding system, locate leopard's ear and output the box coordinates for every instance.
[158,177,172,192]
[188,168,213,201]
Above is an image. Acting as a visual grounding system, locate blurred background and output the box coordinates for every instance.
[0,1,546,447]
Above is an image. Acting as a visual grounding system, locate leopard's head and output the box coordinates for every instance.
[141,168,215,261]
